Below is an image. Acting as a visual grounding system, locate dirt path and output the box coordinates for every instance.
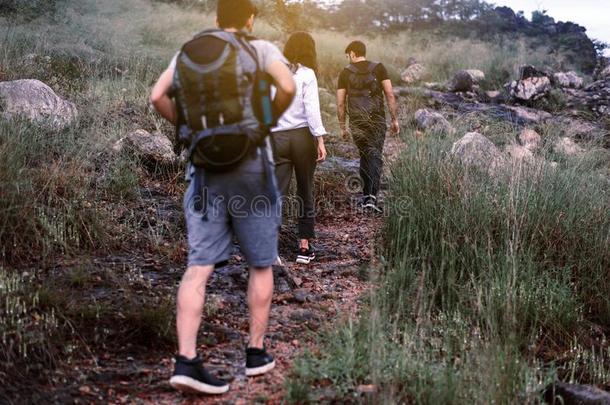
[37,137,405,404]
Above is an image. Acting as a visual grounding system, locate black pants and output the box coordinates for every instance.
[273,127,317,240]
[351,118,387,197]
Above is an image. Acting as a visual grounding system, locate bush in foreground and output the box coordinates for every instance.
[288,136,610,403]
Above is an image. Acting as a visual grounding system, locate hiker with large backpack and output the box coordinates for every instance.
[150,0,296,395]
[272,32,327,265]
[336,40,400,213]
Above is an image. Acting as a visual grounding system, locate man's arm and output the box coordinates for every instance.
[336,88,348,139]
[381,79,400,135]
[265,60,296,118]
[150,67,177,124]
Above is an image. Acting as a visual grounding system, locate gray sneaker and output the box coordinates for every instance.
[362,195,383,214]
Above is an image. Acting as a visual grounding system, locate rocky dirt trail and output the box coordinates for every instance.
[39,137,405,404]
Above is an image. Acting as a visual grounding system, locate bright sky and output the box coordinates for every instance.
[493,0,610,49]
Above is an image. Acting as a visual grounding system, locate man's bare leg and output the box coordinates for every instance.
[247,266,274,348]
[176,264,215,359]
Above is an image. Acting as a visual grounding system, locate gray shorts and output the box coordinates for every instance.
[183,150,281,268]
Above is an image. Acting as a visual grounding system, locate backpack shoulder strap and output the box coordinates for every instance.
[209,31,260,71]
[367,62,379,73]
[346,64,359,74]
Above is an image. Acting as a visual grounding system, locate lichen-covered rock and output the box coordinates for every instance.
[552,71,584,88]
[114,129,176,165]
[447,69,485,92]
[450,132,506,173]
[508,76,552,102]
[0,79,77,129]
[517,128,542,152]
[401,63,426,84]
[414,108,454,134]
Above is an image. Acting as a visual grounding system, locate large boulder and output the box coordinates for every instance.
[0,79,77,129]
[401,62,426,85]
[414,109,454,134]
[114,129,176,165]
[508,76,552,102]
[447,69,485,93]
[552,71,584,89]
[450,132,506,173]
[517,128,542,152]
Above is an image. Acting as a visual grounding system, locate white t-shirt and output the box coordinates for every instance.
[271,65,326,137]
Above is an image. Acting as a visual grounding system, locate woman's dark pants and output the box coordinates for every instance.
[273,127,318,240]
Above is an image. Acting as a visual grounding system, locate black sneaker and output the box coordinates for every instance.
[362,195,383,214]
[245,347,276,377]
[169,355,229,395]
[296,246,315,264]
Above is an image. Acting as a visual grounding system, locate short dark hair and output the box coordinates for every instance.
[217,0,258,29]
[345,41,366,57]
[284,32,318,73]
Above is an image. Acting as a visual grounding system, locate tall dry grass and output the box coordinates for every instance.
[286,120,610,402]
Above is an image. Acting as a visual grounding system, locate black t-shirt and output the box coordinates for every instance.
[337,61,389,90]
[338,61,388,122]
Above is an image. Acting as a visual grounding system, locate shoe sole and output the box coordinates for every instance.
[169,375,229,395]
[362,203,382,213]
[296,255,315,264]
[246,360,276,377]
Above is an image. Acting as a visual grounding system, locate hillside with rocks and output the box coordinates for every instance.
[1,0,609,403]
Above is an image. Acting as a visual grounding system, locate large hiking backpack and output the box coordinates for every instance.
[346,62,383,119]
[172,29,274,173]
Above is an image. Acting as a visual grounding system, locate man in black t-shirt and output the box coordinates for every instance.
[337,40,399,213]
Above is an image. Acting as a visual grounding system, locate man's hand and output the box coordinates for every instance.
[382,80,400,137]
[390,119,400,136]
[336,89,347,140]
[317,137,327,162]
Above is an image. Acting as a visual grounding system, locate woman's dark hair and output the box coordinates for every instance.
[217,0,258,29]
[283,32,318,73]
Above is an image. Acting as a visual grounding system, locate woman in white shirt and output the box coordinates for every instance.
[272,32,327,265]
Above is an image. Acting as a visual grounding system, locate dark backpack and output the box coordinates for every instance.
[172,29,274,173]
[346,62,383,119]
